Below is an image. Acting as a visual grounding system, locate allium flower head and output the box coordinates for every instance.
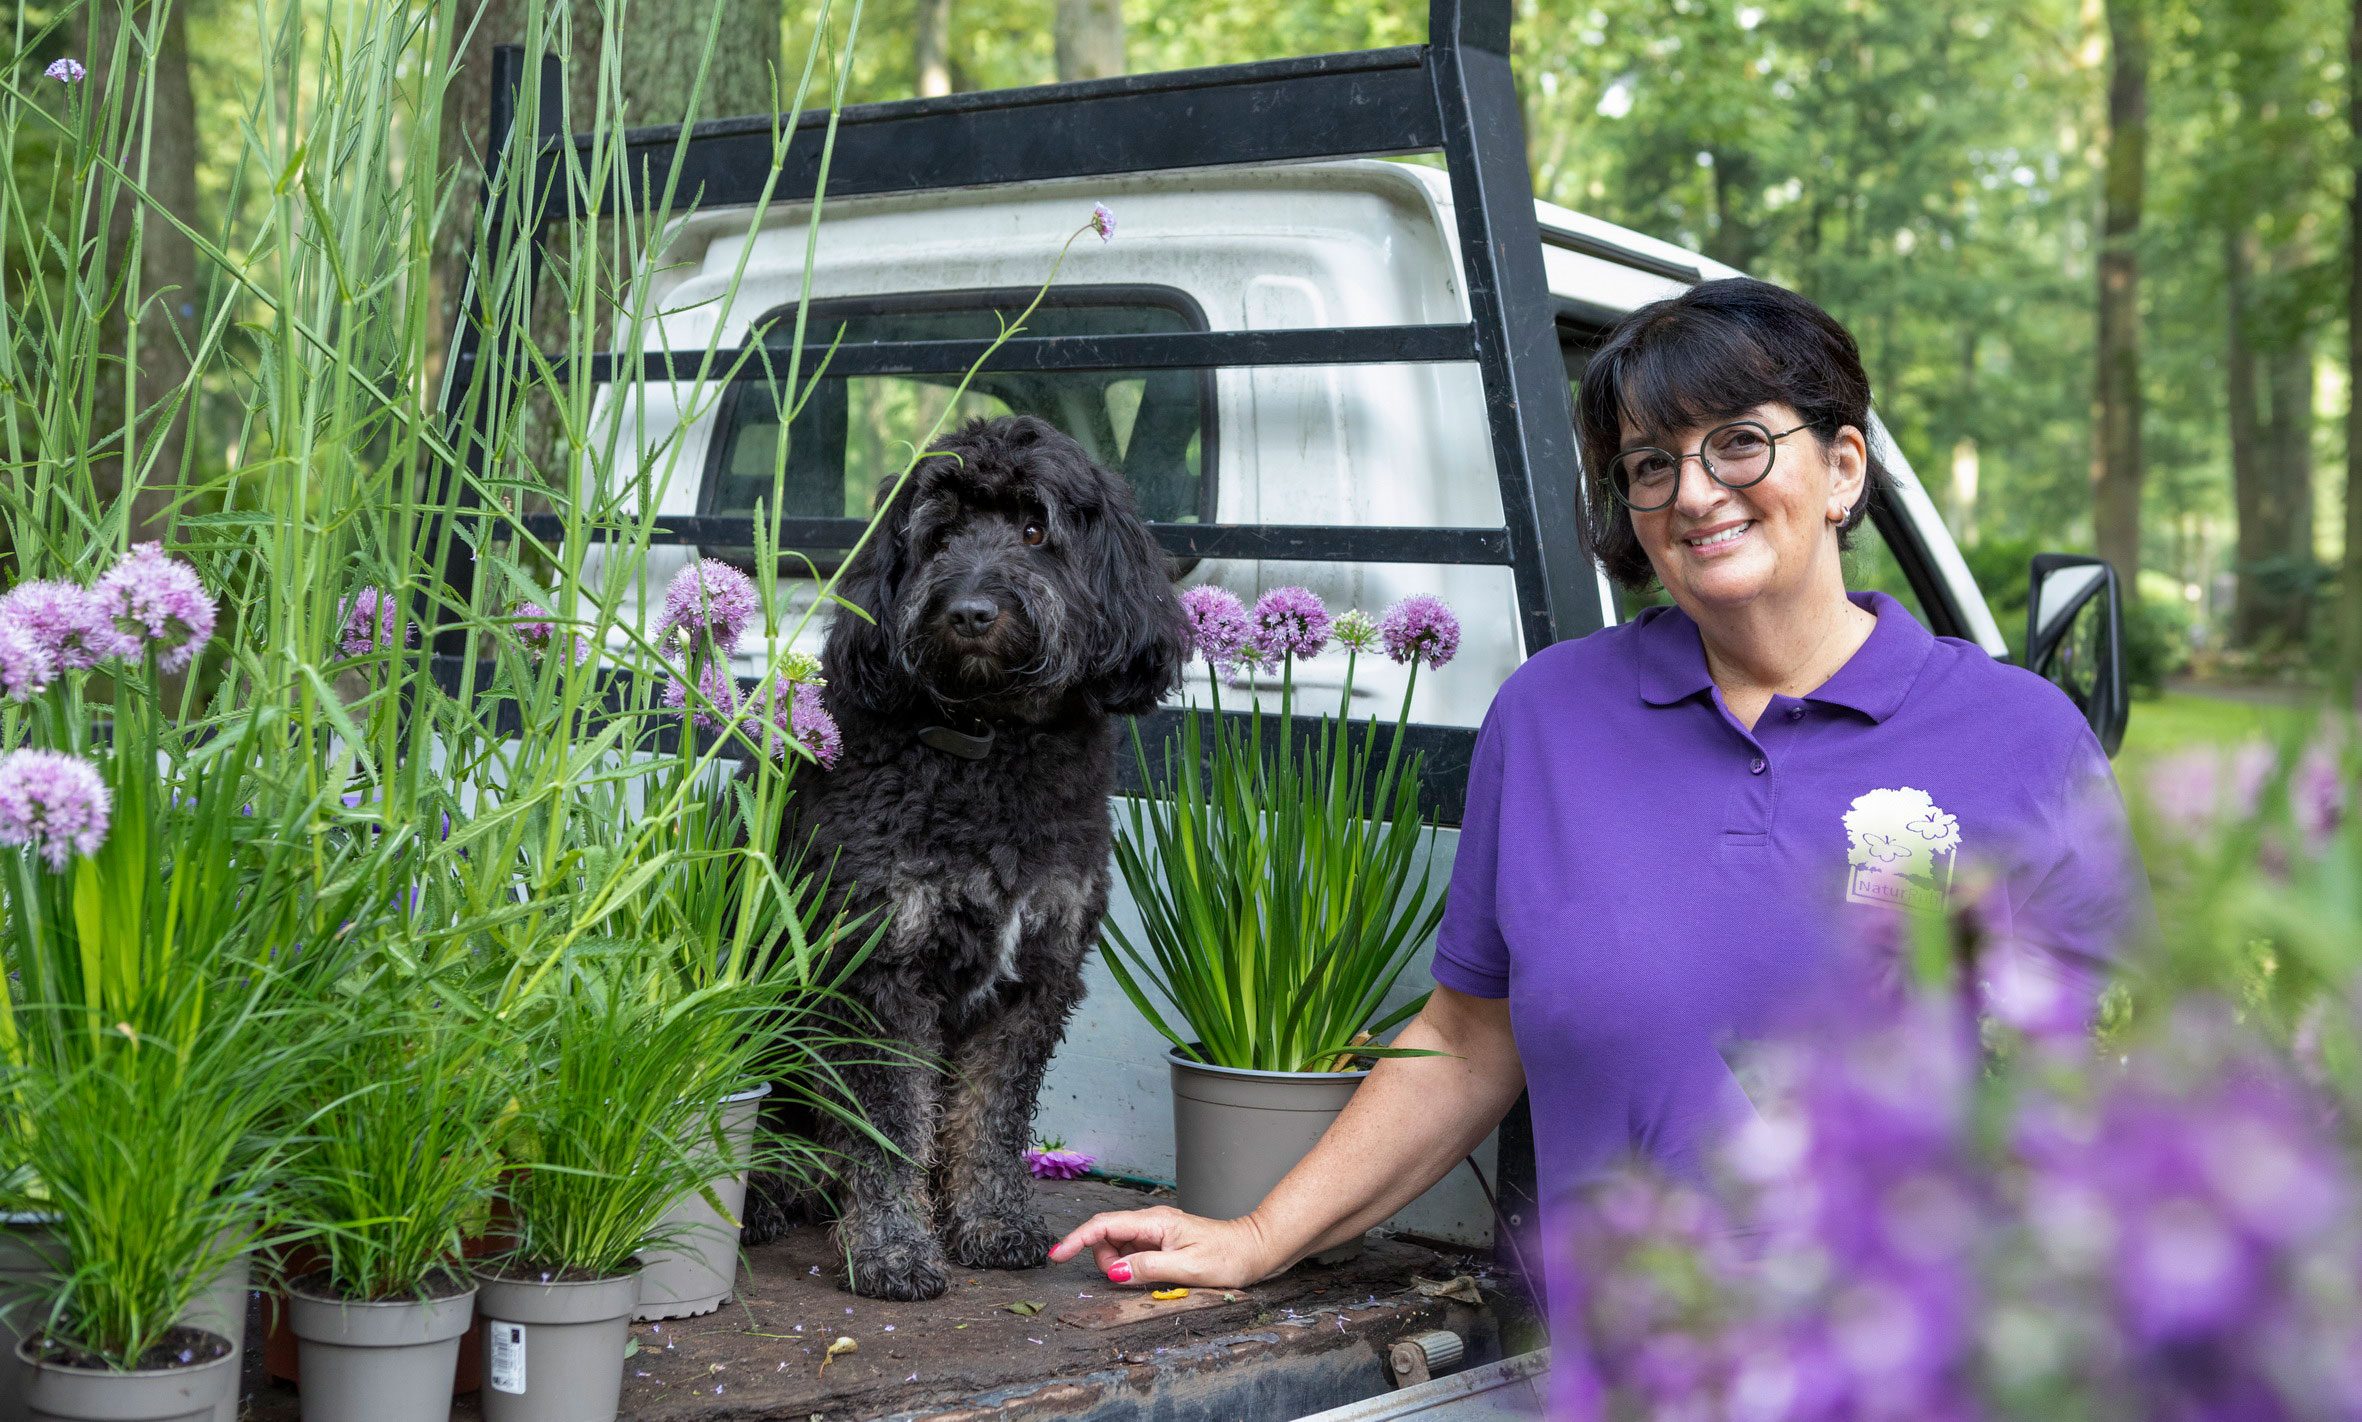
[1250,586,1330,662]
[511,601,591,667]
[1178,585,1251,667]
[1333,609,1380,653]
[743,678,841,769]
[658,559,759,655]
[44,58,84,83]
[1023,1144,1096,1180]
[0,749,110,870]
[778,650,825,685]
[0,621,56,702]
[335,585,412,660]
[95,543,217,673]
[2,580,124,670]
[1089,203,1116,243]
[1379,594,1461,670]
[662,659,742,734]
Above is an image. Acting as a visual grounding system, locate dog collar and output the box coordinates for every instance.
[917,724,996,760]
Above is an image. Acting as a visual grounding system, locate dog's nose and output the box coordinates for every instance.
[946,597,1001,640]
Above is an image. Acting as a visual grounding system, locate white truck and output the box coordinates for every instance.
[472,0,2126,1256]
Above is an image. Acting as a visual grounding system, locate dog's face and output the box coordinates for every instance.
[826,415,1186,722]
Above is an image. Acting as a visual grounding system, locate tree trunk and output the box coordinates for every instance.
[583,0,781,126]
[87,0,202,547]
[2263,329,2316,643]
[2228,228,2269,647]
[915,0,954,97]
[1054,0,1124,82]
[2093,0,2148,590]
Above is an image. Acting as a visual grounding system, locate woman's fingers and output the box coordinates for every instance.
[1050,1207,1181,1267]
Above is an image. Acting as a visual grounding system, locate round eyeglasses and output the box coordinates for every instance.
[1607,420,1814,512]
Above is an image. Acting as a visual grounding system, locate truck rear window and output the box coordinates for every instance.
[703,287,1214,572]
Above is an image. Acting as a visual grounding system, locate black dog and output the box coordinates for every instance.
[760,414,1185,1301]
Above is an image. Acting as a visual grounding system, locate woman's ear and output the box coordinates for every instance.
[1829,424,1870,524]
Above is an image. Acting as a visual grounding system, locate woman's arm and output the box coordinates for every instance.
[1047,985,1526,1288]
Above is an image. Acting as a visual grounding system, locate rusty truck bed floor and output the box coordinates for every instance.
[237,1178,1527,1422]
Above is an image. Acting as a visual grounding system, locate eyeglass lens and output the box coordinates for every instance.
[1611,422,1779,510]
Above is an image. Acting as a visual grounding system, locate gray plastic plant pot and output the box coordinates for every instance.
[0,1220,246,1422]
[633,1081,771,1322]
[16,1329,237,1422]
[288,1278,477,1422]
[177,1244,248,1422]
[475,1269,640,1422]
[1167,1047,1372,1265]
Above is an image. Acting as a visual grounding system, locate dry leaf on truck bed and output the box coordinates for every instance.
[1411,1275,1484,1305]
[1003,1300,1044,1315]
[817,1336,857,1380]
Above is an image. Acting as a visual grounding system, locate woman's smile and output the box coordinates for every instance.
[1679,518,1755,556]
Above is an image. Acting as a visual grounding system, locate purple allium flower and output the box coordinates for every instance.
[335,586,412,660]
[1378,594,1460,670]
[1089,203,1116,243]
[94,543,217,673]
[658,559,759,655]
[1,580,124,670]
[743,679,841,769]
[1249,586,1330,663]
[1178,585,1251,667]
[44,58,84,83]
[662,658,742,734]
[2293,743,2345,851]
[0,620,56,702]
[0,749,110,870]
[1023,1145,1096,1180]
[511,601,590,667]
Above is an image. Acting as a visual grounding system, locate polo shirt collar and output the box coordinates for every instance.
[1632,590,1933,723]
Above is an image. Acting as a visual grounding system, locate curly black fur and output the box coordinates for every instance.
[747,415,1186,1300]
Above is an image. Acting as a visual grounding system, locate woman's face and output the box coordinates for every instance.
[1623,401,1867,613]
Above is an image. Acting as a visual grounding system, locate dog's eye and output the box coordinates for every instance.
[1021,522,1046,547]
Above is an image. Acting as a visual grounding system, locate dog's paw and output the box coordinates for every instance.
[943,1209,1058,1272]
[739,1172,796,1248]
[847,1238,952,1301]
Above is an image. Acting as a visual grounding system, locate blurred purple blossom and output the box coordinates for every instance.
[1024,1145,1095,1180]
[743,679,841,769]
[1,580,122,670]
[2293,744,2345,849]
[335,586,412,660]
[658,559,759,655]
[0,621,56,703]
[1250,586,1330,662]
[95,543,217,673]
[511,601,591,666]
[1178,585,1251,669]
[1089,203,1116,242]
[662,659,741,734]
[0,749,109,869]
[44,58,84,83]
[1378,594,1460,670]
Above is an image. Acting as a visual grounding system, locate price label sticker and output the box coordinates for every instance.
[489,1322,527,1394]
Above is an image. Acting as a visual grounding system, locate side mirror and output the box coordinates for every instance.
[2024,554,2129,757]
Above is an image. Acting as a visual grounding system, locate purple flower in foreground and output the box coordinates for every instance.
[2,580,124,670]
[44,58,84,84]
[743,679,841,769]
[1024,1146,1096,1180]
[658,559,759,655]
[663,659,741,734]
[511,601,591,667]
[1178,585,1251,667]
[95,543,216,673]
[1250,586,1330,663]
[0,621,56,702]
[0,749,110,870]
[1089,203,1116,243]
[336,586,412,660]
[1378,594,1460,670]
[2294,743,2345,849]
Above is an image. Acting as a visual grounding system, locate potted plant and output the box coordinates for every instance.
[277,996,506,1422]
[1107,588,1462,1255]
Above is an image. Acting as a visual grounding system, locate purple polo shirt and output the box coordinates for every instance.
[1434,592,2144,1204]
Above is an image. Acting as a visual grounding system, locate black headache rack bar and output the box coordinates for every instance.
[438,0,1598,826]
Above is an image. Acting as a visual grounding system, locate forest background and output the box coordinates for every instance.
[13,0,2356,693]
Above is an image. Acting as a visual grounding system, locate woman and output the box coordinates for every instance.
[1049,277,2145,1292]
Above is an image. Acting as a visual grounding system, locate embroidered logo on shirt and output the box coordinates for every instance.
[1842,787,1961,912]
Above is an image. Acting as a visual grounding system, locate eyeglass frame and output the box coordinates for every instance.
[1604,420,1817,513]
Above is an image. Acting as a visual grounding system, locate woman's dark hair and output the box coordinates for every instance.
[1574,277,1894,591]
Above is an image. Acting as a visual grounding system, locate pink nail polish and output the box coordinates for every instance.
[1109,1262,1132,1283]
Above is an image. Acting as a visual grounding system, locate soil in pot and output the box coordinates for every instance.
[475,1267,640,1422]
[287,1269,477,1422]
[19,1325,235,1422]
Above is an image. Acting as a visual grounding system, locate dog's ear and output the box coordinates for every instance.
[821,466,919,717]
[1076,470,1187,718]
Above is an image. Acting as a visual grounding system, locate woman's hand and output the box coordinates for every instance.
[1049,1205,1276,1288]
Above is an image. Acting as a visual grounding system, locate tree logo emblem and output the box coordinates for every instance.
[1842,787,1961,912]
